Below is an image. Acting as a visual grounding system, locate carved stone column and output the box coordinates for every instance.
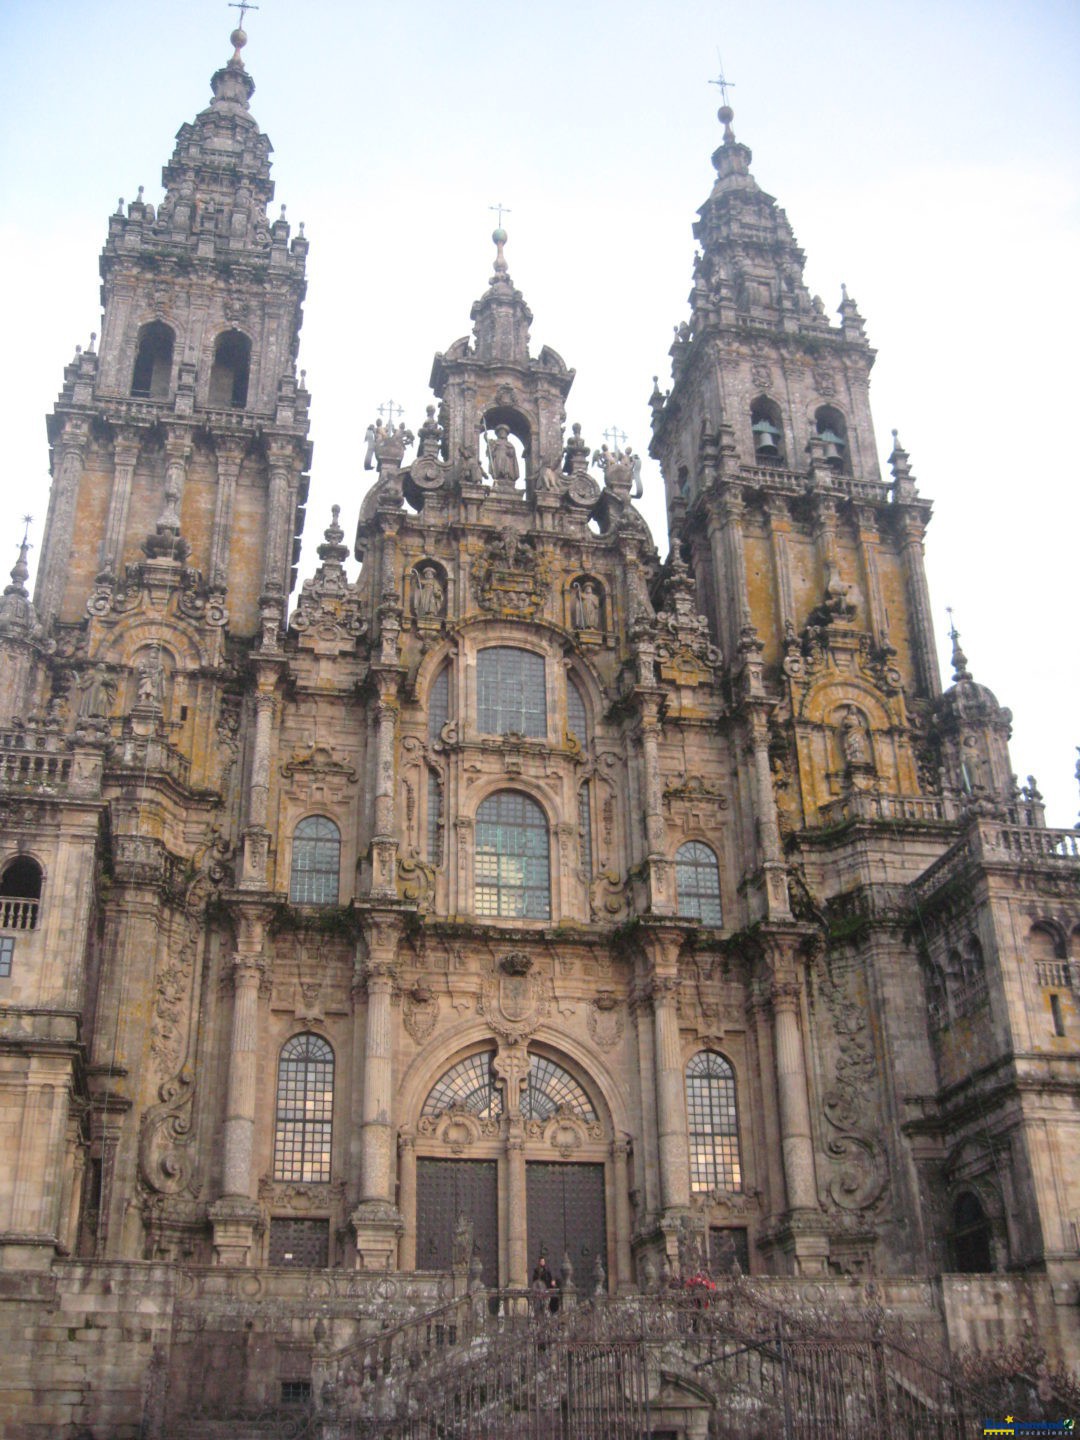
[210,932,267,1265]
[398,1129,417,1270]
[36,417,89,626]
[261,440,295,604]
[350,918,403,1269]
[209,440,244,591]
[370,695,399,899]
[241,672,279,890]
[896,507,941,698]
[611,1137,633,1292]
[639,700,674,914]
[771,979,818,1214]
[99,430,141,575]
[505,1122,527,1289]
[652,975,689,1214]
[746,710,792,921]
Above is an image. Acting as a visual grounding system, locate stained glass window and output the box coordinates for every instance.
[289,816,340,906]
[686,1051,741,1193]
[477,648,546,738]
[675,841,723,926]
[273,1034,334,1183]
[475,791,550,919]
[567,677,588,748]
[429,664,449,744]
[422,1050,503,1118]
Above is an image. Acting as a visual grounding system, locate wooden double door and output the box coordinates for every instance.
[415,1157,606,1289]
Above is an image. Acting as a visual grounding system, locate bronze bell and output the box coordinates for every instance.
[752,418,781,456]
[817,426,846,465]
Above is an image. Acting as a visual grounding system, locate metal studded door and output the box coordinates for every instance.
[526,1162,606,1289]
[416,1158,498,1286]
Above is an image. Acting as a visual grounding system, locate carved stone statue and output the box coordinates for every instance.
[412,565,444,620]
[571,581,601,630]
[136,656,165,709]
[76,665,116,719]
[537,453,565,494]
[452,1212,474,1272]
[457,442,486,487]
[562,423,590,477]
[841,707,870,767]
[485,425,519,485]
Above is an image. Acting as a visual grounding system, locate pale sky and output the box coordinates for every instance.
[1,0,1077,823]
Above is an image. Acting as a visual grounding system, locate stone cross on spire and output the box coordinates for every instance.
[489,202,512,229]
[228,1,260,29]
[708,58,736,109]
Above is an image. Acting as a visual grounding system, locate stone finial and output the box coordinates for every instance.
[0,516,37,637]
[946,608,970,682]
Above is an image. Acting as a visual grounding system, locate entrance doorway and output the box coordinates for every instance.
[526,1161,607,1290]
[416,1158,499,1286]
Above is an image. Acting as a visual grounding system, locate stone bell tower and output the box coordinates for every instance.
[33,24,311,652]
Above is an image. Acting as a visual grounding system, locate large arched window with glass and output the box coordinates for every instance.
[475,790,551,919]
[421,1049,595,1123]
[289,816,340,906]
[675,841,723,925]
[273,1034,334,1182]
[477,647,546,737]
[686,1051,741,1193]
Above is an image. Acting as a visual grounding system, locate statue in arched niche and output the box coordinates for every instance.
[411,565,445,620]
[571,580,601,631]
[485,425,519,486]
[840,706,872,769]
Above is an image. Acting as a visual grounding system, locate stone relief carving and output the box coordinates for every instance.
[472,529,552,617]
[402,983,439,1043]
[417,1104,499,1154]
[477,953,550,1043]
[813,960,888,1215]
[587,991,625,1051]
[525,1107,605,1157]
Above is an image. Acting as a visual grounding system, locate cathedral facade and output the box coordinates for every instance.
[0,27,1077,1438]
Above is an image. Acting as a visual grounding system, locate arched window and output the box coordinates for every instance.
[477,648,546,738]
[567,676,588,748]
[750,396,785,464]
[949,1191,993,1273]
[208,329,251,408]
[422,1051,503,1119]
[0,856,42,931]
[428,663,450,744]
[686,1051,741,1192]
[475,791,550,919]
[273,1034,334,1182]
[524,1055,596,1121]
[289,817,340,906]
[131,321,174,399]
[675,841,723,926]
[420,1050,596,1123]
[815,405,849,473]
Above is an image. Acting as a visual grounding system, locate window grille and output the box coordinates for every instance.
[475,791,550,919]
[686,1051,741,1192]
[477,648,546,737]
[675,841,723,926]
[273,1034,334,1183]
[429,664,449,744]
[289,816,340,906]
[578,786,593,882]
[427,770,443,866]
[523,1055,596,1121]
[422,1051,503,1118]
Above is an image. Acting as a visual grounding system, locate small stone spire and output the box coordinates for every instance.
[946,608,970,682]
[470,225,533,366]
[0,516,38,636]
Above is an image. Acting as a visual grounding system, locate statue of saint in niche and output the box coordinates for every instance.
[412,565,445,620]
[486,425,519,485]
[571,581,601,631]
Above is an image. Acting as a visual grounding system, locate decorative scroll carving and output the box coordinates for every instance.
[524,1106,605,1158]
[417,1104,499,1154]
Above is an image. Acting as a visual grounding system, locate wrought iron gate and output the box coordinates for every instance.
[416,1158,498,1285]
[526,1161,606,1287]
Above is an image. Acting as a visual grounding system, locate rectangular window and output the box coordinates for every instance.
[0,937,12,978]
[427,771,443,867]
[578,787,593,882]
[1051,992,1066,1037]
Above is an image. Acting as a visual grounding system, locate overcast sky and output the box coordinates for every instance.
[1,0,1077,823]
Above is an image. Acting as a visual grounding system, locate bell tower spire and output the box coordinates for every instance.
[35,22,312,643]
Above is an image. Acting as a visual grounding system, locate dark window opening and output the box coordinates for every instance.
[208,329,251,408]
[0,856,42,931]
[1051,992,1066,1037]
[709,1226,750,1277]
[281,1380,312,1405]
[131,321,174,399]
[950,1191,993,1273]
